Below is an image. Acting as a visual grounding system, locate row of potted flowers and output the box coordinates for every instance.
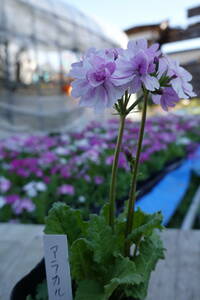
[0,113,199,224]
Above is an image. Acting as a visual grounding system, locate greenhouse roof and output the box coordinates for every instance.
[18,0,127,48]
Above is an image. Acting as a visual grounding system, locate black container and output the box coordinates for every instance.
[11,259,46,300]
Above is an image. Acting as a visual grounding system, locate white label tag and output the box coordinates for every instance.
[43,234,73,300]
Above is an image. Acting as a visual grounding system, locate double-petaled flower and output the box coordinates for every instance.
[151,56,196,111]
[70,48,127,113]
[70,39,196,112]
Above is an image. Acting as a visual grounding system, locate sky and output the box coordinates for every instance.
[66,0,200,30]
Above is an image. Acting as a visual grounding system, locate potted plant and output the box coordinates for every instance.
[12,38,195,300]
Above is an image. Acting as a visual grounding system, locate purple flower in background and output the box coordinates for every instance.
[140,152,150,163]
[152,87,180,111]
[83,174,91,182]
[112,39,160,93]
[5,194,20,204]
[12,198,35,215]
[106,155,114,165]
[39,151,58,165]
[43,176,50,184]
[58,184,75,196]
[94,176,104,185]
[70,48,127,112]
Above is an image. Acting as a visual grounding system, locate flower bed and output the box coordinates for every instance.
[0,114,199,224]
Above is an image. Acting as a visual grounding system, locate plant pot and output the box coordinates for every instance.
[11,258,139,300]
[11,259,46,300]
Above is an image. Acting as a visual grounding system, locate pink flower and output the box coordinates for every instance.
[70,48,127,113]
[58,184,75,195]
[5,194,20,204]
[12,198,35,215]
[112,39,160,93]
[169,60,196,99]
[152,87,180,111]
[157,56,196,99]
[151,55,195,110]
[94,176,104,185]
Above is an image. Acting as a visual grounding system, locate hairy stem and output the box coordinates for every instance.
[125,91,148,255]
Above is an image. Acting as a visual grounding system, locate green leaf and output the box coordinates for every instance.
[44,202,87,246]
[35,280,48,300]
[100,203,110,223]
[26,296,33,300]
[70,238,98,281]
[86,215,120,264]
[127,209,163,244]
[75,279,105,300]
[26,281,48,300]
[104,255,143,298]
[125,231,165,299]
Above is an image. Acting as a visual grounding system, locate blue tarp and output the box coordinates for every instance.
[136,146,200,225]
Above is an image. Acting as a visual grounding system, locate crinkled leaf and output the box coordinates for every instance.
[44,202,87,246]
[86,215,120,264]
[125,231,165,299]
[127,209,163,244]
[104,255,143,298]
[75,279,105,300]
[70,238,98,281]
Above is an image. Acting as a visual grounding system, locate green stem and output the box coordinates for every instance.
[109,113,126,230]
[125,91,149,255]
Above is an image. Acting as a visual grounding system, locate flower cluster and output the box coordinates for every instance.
[0,114,199,223]
[70,39,195,112]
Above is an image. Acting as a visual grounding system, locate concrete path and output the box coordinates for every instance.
[0,224,200,300]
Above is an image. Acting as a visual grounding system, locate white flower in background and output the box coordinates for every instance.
[75,139,89,148]
[177,137,191,145]
[23,181,47,197]
[152,125,160,132]
[23,182,37,198]
[93,128,101,133]
[60,134,70,142]
[78,195,86,203]
[54,147,69,155]
[35,182,47,192]
[0,196,5,208]
[84,131,95,138]
[0,176,11,193]
[75,156,84,166]
[1,163,10,170]
[60,158,67,164]
[68,145,77,151]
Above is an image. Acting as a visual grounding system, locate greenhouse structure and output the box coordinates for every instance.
[0,0,127,132]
